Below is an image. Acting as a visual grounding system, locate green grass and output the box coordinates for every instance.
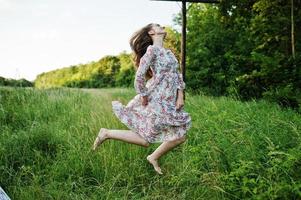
[0,86,300,199]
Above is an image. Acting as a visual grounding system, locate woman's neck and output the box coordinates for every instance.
[152,37,164,47]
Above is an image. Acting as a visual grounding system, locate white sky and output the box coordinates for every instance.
[0,0,182,81]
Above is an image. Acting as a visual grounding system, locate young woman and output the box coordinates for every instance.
[92,23,192,175]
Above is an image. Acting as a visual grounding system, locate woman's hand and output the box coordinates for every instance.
[176,89,184,110]
[141,95,148,106]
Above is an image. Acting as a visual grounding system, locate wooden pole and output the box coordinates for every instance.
[181,0,187,100]
[291,0,295,59]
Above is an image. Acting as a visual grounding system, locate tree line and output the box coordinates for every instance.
[0,77,33,87]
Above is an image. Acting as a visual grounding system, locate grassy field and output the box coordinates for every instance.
[0,87,300,200]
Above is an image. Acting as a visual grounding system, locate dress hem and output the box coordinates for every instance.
[111,100,191,143]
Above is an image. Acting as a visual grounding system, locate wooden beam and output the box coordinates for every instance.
[151,0,219,3]
[181,0,187,100]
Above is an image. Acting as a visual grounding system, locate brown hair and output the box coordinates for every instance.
[129,23,155,80]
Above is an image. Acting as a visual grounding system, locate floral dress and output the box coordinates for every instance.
[112,44,192,143]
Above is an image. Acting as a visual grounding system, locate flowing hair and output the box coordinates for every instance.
[129,23,154,80]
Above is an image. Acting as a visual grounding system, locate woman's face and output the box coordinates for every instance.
[150,23,166,37]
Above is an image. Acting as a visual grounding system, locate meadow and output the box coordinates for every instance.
[0,87,300,199]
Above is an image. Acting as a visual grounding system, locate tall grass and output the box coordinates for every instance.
[0,87,300,199]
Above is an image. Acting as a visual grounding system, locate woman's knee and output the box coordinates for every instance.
[173,135,186,144]
[143,141,150,147]
[178,135,187,143]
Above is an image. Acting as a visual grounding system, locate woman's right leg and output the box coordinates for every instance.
[92,128,150,150]
[147,135,187,174]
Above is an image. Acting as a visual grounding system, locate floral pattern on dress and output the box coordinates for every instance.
[112,44,192,143]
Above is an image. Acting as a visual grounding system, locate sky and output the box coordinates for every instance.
[0,0,182,81]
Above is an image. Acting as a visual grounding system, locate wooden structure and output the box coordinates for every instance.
[151,0,219,99]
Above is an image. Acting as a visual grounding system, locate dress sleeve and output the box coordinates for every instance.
[134,45,156,96]
[176,66,186,90]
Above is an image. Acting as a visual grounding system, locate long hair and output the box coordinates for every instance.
[129,23,154,80]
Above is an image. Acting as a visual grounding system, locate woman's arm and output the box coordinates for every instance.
[134,45,156,97]
[175,67,185,110]
[176,88,184,110]
[176,70,186,91]
[177,89,184,98]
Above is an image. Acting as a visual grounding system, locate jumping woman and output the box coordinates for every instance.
[92,23,192,175]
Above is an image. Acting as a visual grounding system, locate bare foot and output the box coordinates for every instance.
[147,155,163,175]
[92,128,109,151]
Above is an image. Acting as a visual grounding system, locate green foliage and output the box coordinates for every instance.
[35,55,122,89]
[115,51,136,87]
[219,139,301,199]
[175,0,301,111]
[0,76,33,87]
